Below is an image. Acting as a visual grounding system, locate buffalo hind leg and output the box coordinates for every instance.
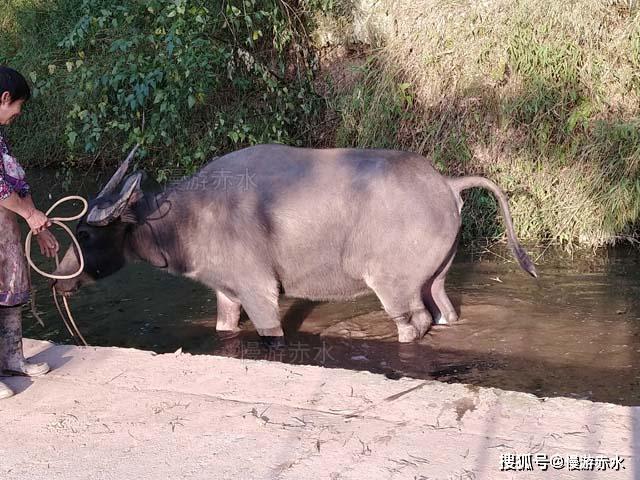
[239,286,285,349]
[409,298,433,338]
[428,276,458,325]
[215,290,241,333]
[423,243,458,325]
[367,280,432,343]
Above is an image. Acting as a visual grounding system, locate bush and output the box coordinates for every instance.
[2,0,321,182]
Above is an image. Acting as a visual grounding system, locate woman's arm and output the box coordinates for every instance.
[0,190,51,233]
[0,192,59,256]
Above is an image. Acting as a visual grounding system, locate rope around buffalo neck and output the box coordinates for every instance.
[24,196,89,346]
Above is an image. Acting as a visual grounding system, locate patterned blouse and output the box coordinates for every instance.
[0,129,30,200]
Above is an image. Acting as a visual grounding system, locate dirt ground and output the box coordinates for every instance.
[0,339,636,480]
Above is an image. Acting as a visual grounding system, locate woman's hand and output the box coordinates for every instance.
[0,192,53,233]
[35,229,59,258]
[25,208,52,234]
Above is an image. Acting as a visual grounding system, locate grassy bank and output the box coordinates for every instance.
[316,0,640,246]
[2,0,640,247]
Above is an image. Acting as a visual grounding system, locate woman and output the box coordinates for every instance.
[0,66,59,399]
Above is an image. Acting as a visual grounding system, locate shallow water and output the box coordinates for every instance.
[19,169,640,406]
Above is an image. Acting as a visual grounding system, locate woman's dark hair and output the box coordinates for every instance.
[0,66,31,102]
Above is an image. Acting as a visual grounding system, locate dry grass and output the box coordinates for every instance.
[316,0,640,247]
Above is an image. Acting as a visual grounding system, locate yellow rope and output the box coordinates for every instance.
[25,196,87,279]
[24,196,89,346]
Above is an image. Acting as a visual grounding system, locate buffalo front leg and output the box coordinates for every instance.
[0,306,50,377]
[215,290,241,333]
[239,286,284,349]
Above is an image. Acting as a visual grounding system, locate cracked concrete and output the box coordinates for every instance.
[0,339,637,479]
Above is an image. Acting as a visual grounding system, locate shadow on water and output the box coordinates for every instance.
[19,168,640,408]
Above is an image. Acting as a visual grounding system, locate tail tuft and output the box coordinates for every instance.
[511,242,538,278]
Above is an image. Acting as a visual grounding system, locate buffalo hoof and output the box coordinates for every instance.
[434,311,458,325]
[433,314,448,325]
[396,323,419,343]
[411,312,432,337]
[261,336,287,350]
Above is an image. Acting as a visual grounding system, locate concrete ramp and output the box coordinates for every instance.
[0,339,636,479]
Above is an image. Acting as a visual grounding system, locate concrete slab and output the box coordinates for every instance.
[0,339,636,479]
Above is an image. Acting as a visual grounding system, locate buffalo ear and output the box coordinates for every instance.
[120,190,144,224]
[86,172,144,226]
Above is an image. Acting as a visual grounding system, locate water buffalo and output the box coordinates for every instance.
[54,144,536,346]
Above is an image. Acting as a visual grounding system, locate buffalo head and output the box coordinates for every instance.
[53,146,143,295]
